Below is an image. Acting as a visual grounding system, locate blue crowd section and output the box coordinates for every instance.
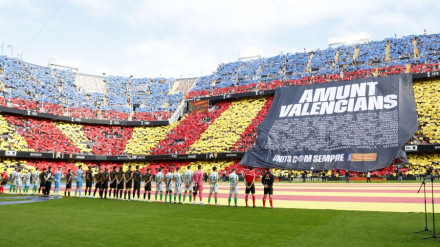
[0,33,439,118]
[0,57,182,115]
[192,33,440,92]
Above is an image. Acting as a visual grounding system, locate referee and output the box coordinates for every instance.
[244,167,256,208]
[262,167,274,209]
[44,167,53,196]
[38,167,46,195]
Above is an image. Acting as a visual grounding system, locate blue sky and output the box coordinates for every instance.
[0,0,439,78]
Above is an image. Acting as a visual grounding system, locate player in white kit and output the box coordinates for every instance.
[32,168,40,195]
[173,167,183,204]
[208,167,219,206]
[24,170,31,194]
[9,168,17,193]
[165,169,174,203]
[228,168,239,207]
[182,166,193,203]
[16,169,23,194]
[155,168,164,202]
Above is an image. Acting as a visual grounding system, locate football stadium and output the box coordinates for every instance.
[1,1,440,246]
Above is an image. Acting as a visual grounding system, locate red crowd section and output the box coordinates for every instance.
[82,125,134,155]
[0,63,438,123]
[4,114,80,153]
[186,64,440,98]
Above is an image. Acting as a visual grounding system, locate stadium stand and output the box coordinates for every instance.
[187,34,440,99]
[150,101,231,155]
[0,114,31,151]
[4,114,80,153]
[410,78,440,144]
[124,121,181,155]
[1,33,440,180]
[0,56,183,121]
[188,98,267,153]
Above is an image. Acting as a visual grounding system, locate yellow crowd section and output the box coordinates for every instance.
[188,98,266,154]
[407,153,440,175]
[0,114,31,151]
[188,160,235,174]
[124,120,180,155]
[412,79,440,144]
[0,158,30,174]
[54,122,93,153]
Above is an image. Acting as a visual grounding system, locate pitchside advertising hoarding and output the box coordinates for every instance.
[241,74,418,172]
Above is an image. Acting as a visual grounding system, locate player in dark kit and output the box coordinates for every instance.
[124,165,133,200]
[85,167,94,197]
[143,168,152,201]
[93,169,102,198]
[109,166,117,198]
[100,168,109,199]
[38,168,46,195]
[116,166,124,199]
[244,167,256,208]
[133,165,142,200]
[65,169,72,197]
[262,167,274,209]
[44,167,53,196]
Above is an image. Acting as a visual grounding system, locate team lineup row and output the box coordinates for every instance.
[0,165,276,208]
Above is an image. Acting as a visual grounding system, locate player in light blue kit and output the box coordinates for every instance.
[53,168,62,196]
[75,165,84,197]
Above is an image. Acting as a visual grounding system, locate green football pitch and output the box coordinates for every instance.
[1,197,439,247]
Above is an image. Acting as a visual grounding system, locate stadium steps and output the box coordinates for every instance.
[405,64,411,73]
[385,42,391,62]
[333,51,339,67]
[413,39,419,59]
[306,53,314,72]
[169,80,179,95]
[353,47,359,62]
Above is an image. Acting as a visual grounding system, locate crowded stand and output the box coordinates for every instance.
[0,56,183,121]
[1,33,440,184]
[187,33,440,98]
[188,98,267,154]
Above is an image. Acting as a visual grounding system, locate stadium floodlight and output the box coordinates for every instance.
[328,32,370,48]
[239,46,262,61]
[48,57,79,72]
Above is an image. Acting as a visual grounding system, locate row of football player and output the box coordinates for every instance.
[0,165,276,208]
